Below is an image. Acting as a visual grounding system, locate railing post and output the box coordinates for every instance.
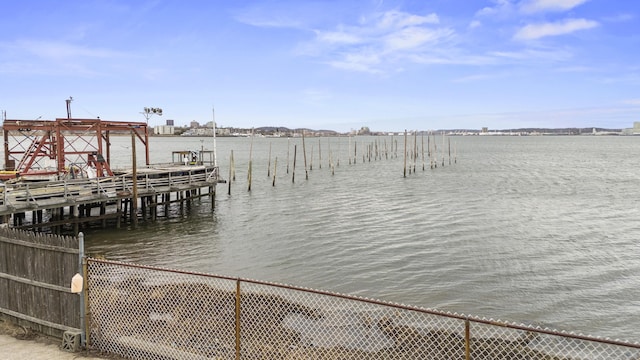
[465,319,471,360]
[25,184,31,203]
[235,279,241,360]
[78,232,86,347]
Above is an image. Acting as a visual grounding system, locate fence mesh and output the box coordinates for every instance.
[86,259,640,360]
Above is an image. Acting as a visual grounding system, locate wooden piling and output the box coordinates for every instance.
[292,144,297,183]
[421,134,425,171]
[228,150,233,195]
[354,141,357,165]
[131,130,138,227]
[302,131,309,180]
[413,130,418,174]
[272,157,277,187]
[318,138,322,169]
[442,131,445,167]
[267,142,272,178]
[348,136,352,165]
[403,130,407,177]
[248,129,254,192]
[116,199,122,228]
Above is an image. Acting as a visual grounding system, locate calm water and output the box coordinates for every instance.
[79,134,639,342]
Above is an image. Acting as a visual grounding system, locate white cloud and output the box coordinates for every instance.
[476,0,514,17]
[305,10,453,73]
[452,73,498,83]
[376,10,439,29]
[302,88,333,104]
[326,52,383,74]
[0,39,129,76]
[621,99,640,105]
[555,65,594,73]
[233,3,306,28]
[11,39,124,60]
[315,29,362,45]
[520,0,590,13]
[383,27,452,51]
[469,20,482,29]
[601,73,640,85]
[514,18,599,40]
[602,13,635,23]
[490,48,572,62]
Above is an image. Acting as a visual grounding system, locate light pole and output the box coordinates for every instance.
[141,107,163,125]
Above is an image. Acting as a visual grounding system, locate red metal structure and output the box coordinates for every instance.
[2,118,149,180]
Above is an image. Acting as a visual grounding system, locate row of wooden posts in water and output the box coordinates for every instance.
[226,130,457,194]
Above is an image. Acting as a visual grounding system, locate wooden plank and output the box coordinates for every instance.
[0,306,80,333]
[0,272,71,293]
[0,237,79,254]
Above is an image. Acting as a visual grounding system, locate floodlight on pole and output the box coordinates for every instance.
[141,107,163,125]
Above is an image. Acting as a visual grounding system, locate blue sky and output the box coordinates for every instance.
[1,0,639,132]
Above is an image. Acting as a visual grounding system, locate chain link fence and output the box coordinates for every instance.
[85,258,640,359]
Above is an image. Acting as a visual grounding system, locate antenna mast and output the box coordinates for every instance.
[66,97,73,119]
[212,106,218,167]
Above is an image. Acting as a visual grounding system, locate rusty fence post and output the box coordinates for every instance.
[235,279,241,360]
[465,319,471,360]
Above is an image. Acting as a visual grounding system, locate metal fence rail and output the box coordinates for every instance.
[85,258,640,360]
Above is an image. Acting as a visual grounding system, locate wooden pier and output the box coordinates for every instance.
[0,165,220,235]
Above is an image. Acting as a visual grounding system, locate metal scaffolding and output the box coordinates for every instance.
[2,118,149,180]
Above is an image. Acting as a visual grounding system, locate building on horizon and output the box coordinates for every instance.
[620,122,640,135]
[154,124,175,135]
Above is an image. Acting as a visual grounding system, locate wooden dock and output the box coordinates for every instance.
[0,164,220,235]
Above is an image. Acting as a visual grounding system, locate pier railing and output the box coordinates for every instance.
[0,166,219,209]
[85,258,640,360]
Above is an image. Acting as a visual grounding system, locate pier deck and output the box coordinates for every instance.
[0,164,220,234]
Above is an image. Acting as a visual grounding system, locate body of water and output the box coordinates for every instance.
[79,134,639,342]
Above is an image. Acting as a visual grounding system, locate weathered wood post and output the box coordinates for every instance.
[348,135,352,165]
[422,133,425,171]
[318,138,322,169]
[228,151,233,195]
[248,129,254,192]
[116,198,122,228]
[302,130,309,180]
[442,131,445,167]
[413,130,417,173]
[354,140,357,165]
[131,129,138,227]
[272,157,277,186]
[292,144,297,183]
[428,133,432,169]
[403,130,407,177]
[267,142,272,178]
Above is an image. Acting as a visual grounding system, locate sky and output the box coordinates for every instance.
[1,0,639,132]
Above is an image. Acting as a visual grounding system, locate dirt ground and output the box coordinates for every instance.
[0,318,126,359]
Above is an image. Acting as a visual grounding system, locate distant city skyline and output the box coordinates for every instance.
[1,1,639,132]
